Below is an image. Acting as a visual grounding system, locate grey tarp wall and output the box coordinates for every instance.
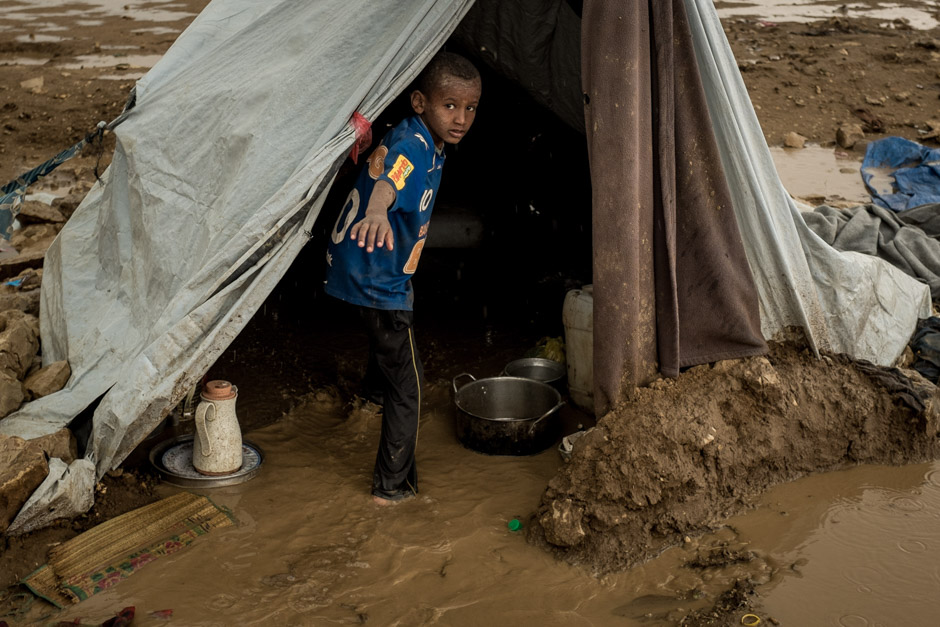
[2,0,473,532]
[1,0,933,528]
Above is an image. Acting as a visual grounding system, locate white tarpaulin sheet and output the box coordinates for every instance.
[0,0,473,474]
[684,0,931,361]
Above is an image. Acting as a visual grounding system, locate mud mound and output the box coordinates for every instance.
[529,343,940,574]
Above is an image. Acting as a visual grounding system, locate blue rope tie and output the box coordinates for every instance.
[0,87,135,240]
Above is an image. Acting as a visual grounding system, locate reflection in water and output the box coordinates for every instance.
[770,145,869,203]
[730,463,940,625]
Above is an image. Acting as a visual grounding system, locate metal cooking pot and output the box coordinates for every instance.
[503,357,566,390]
[452,373,564,456]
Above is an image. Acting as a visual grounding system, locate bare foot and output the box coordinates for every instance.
[372,495,396,506]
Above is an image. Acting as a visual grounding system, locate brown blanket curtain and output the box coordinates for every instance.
[582,0,767,415]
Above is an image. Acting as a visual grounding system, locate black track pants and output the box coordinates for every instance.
[359,307,422,500]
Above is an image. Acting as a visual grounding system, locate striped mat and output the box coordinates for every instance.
[22,492,234,608]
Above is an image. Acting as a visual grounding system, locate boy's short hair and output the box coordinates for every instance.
[417,51,480,96]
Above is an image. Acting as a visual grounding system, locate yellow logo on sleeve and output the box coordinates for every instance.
[388,155,414,191]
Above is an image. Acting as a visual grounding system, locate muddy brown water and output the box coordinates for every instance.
[42,379,940,626]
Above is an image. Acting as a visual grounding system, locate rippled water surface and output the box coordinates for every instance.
[45,386,940,626]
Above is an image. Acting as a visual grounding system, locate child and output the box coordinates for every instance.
[324,51,481,505]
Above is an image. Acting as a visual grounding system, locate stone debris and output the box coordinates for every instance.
[0,309,40,382]
[31,428,78,464]
[16,199,67,224]
[18,77,44,94]
[0,434,50,534]
[836,123,866,149]
[783,131,807,148]
[24,360,71,400]
[0,371,24,419]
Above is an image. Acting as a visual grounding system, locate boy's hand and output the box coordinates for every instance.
[350,214,394,253]
[351,179,396,253]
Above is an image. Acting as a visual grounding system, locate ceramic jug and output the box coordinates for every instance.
[193,380,243,475]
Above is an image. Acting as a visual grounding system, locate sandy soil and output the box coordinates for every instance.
[721,12,940,149]
[2,0,940,620]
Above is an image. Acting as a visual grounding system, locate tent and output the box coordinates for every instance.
[1,0,930,532]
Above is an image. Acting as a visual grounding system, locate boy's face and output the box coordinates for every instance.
[411,76,481,149]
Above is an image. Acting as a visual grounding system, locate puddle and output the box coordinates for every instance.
[715,0,940,29]
[0,57,50,66]
[729,462,940,625]
[770,145,870,204]
[56,54,164,69]
[1,1,197,23]
[130,27,182,36]
[98,72,146,80]
[13,33,64,43]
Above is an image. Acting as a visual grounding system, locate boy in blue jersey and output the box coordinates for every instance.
[324,52,481,505]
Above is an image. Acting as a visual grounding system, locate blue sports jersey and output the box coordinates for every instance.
[324,115,444,310]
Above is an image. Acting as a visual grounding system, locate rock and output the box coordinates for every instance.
[784,132,807,148]
[0,289,40,316]
[16,200,66,225]
[1,269,42,315]
[6,458,96,535]
[0,371,24,419]
[0,310,40,380]
[24,360,71,400]
[0,434,50,534]
[540,498,586,547]
[836,123,865,149]
[9,223,60,254]
[0,250,46,282]
[18,77,44,93]
[52,192,86,219]
[1,224,58,280]
[31,428,77,464]
[924,119,940,141]
[1,269,42,292]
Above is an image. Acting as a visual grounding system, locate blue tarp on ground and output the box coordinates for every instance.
[861,137,940,211]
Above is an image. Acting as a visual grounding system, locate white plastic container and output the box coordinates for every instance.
[562,285,594,414]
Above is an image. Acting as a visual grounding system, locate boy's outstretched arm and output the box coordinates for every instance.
[350,180,396,253]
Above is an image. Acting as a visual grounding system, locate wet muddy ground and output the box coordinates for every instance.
[3,0,940,625]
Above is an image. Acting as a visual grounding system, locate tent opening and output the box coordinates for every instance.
[198,45,595,433]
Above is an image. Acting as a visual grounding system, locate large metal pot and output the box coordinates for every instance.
[452,373,564,456]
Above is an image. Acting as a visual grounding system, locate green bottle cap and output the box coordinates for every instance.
[508,518,522,531]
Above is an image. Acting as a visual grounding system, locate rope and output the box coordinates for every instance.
[0,87,137,240]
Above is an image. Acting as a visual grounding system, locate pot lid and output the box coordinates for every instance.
[203,380,237,400]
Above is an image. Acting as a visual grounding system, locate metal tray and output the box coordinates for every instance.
[149,433,264,488]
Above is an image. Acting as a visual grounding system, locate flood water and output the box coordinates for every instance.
[770,145,870,203]
[43,379,940,626]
